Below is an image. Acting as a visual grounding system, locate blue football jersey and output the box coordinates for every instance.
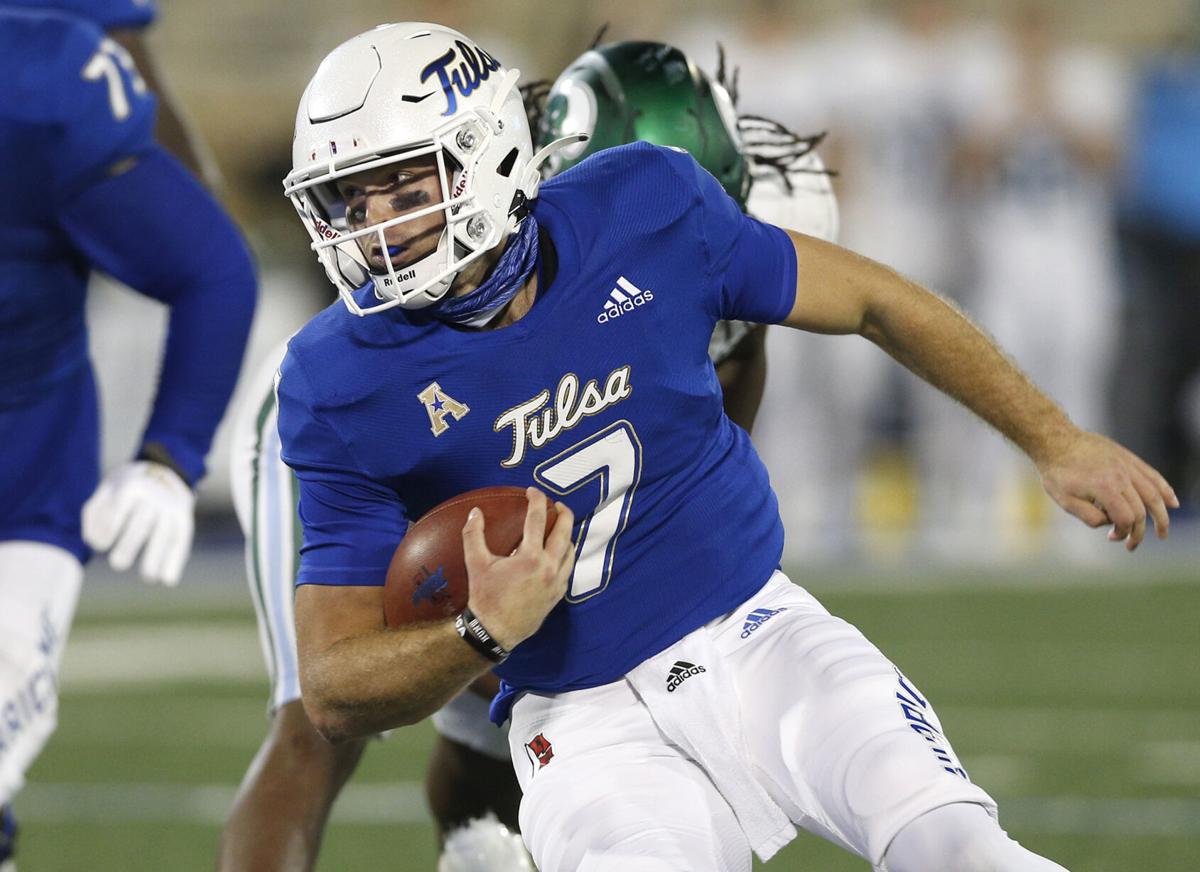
[0,8,157,556]
[0,7,157,401]
[0,7,256,558]
[1,0,155,29]
[278,142,797,705]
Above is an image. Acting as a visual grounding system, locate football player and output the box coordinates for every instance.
[0,4,257,868]
[0,0,220,188]
[217,40,837,872]
[277,22,1176,871]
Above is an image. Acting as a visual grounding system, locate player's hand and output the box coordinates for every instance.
[1036,430,1178,551]
[82,460,195,585]
[462,488,575,651]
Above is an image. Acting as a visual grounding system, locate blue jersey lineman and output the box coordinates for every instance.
[0,4,256,863]
[280,23,1174,872]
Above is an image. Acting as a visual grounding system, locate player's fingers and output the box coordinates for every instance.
[140,517,172,584]
[1102,484,1142,548]
[109,504,156,572]
[1131,468,1172,540]
[462,507,494,569]
[102,484,143,553]
[545,501,575,564]
[82,481,120,551]
[1130,454,1179,509]
[1119,485,1147,551]
[1097,487,1137,544]
[1060,496,1109,529]
[520,487,549,553]
[161,519,192,587]
[554,541,576,591]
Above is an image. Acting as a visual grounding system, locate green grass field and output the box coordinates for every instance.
[16,560,1200,871]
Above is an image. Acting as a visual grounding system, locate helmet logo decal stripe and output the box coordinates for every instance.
[420,41,502,117]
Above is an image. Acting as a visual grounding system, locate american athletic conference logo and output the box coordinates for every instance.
[598,276,654,324]
[740,607,787,639]
[666,660,706,692]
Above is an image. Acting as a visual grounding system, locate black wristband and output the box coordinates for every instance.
[137,441,193,487]
[455,607,510,664]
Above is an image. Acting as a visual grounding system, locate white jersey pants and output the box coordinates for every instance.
[509,572,996,871]
[0,541,83,805]
[229,347,509,758]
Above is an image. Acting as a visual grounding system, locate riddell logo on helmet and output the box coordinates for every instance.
[379,267,417,286]
[312,217,339,241]
[598,275,654,324]
[451,165,471,200]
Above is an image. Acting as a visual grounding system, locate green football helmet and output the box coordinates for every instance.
[536,41,751,208]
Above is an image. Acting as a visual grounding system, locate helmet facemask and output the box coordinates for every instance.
[287,23,587,317]
[286,87,526,316]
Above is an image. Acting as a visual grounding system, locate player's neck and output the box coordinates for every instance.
[444,235,539,331]
[486,271,539,330]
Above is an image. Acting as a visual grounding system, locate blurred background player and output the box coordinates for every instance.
[671,0,982,562]
[0,2,256,867]
[1112,1,1200,512]
[215,38,836,872]
[0,0,221,190]
[956,4,1128,558]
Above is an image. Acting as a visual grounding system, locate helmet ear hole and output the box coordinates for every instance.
[497,148,519,178]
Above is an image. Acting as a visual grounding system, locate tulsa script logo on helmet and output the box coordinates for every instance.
[287,22,584,317]
[419,40,502,117]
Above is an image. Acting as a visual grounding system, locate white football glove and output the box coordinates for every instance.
[82,460,195,586]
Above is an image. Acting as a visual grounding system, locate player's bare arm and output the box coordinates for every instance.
[781,229,1178,550]
[295,490,574,742]
[296,584,489,742]
[714,325,768,433]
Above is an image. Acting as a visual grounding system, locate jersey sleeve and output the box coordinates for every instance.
[49,16,157,202]
[5,0,157,29]
[659,147,798,326]
[56,146,257,484]
[276,350,410,586]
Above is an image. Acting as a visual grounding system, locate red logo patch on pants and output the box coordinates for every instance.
[524,732,554,775]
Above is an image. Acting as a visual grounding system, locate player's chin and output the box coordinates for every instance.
[373,237,439,271]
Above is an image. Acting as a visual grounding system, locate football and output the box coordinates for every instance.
[383,485,559,627]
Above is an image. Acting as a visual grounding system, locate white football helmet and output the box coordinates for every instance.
[745,148,840,244]
[284,23,570,316]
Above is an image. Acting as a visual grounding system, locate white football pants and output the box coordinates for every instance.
[510,572,1003,871]
[0,541,82,805]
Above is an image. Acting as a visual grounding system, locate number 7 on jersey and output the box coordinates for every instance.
[534,421,642,601]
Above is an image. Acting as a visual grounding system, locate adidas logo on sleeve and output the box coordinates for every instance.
[666,660,706,692]
[598,275,654,324]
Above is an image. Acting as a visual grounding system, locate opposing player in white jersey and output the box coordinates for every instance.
[0,3,257,868]
[218,40,836,871]
[274,22,1174,872]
